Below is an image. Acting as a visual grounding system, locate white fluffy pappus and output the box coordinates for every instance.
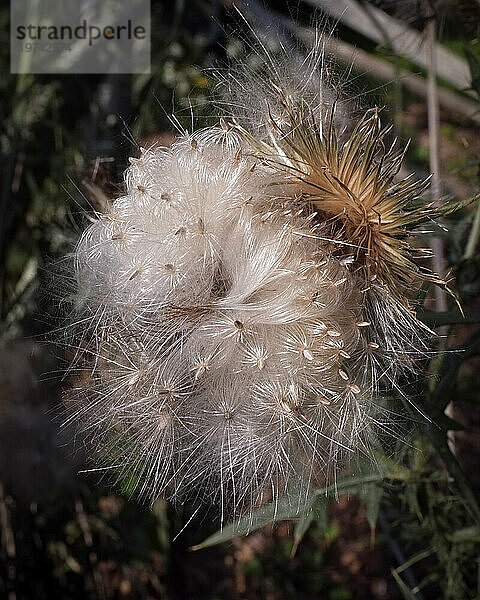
[63,32,444,517]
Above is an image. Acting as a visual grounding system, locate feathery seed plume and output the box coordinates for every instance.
[63,29,448,517]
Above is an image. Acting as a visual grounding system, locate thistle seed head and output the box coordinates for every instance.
[63,35,444,517]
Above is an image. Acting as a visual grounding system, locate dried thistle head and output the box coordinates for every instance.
[62,30,447,519]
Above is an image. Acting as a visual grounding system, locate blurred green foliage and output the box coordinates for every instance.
[1,1,480,599]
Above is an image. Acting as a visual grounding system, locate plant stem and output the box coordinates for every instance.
[426,12,447,313]
[464,197,480,260]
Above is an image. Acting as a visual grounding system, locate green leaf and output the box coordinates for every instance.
[440,192,480,216]
[291,508,314,556]
[404,483,422,520]
[465,49,480,97]
[435,413,464,432]
[191,493,305,550]
[359,482,384,531]
[312,494,329,532]
[194,473,390,550]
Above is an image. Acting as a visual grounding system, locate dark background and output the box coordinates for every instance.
[1,1,480,598]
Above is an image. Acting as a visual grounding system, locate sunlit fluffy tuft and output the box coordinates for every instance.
[64,34,441,517]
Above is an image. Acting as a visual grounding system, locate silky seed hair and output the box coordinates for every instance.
[63,26,446,518]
